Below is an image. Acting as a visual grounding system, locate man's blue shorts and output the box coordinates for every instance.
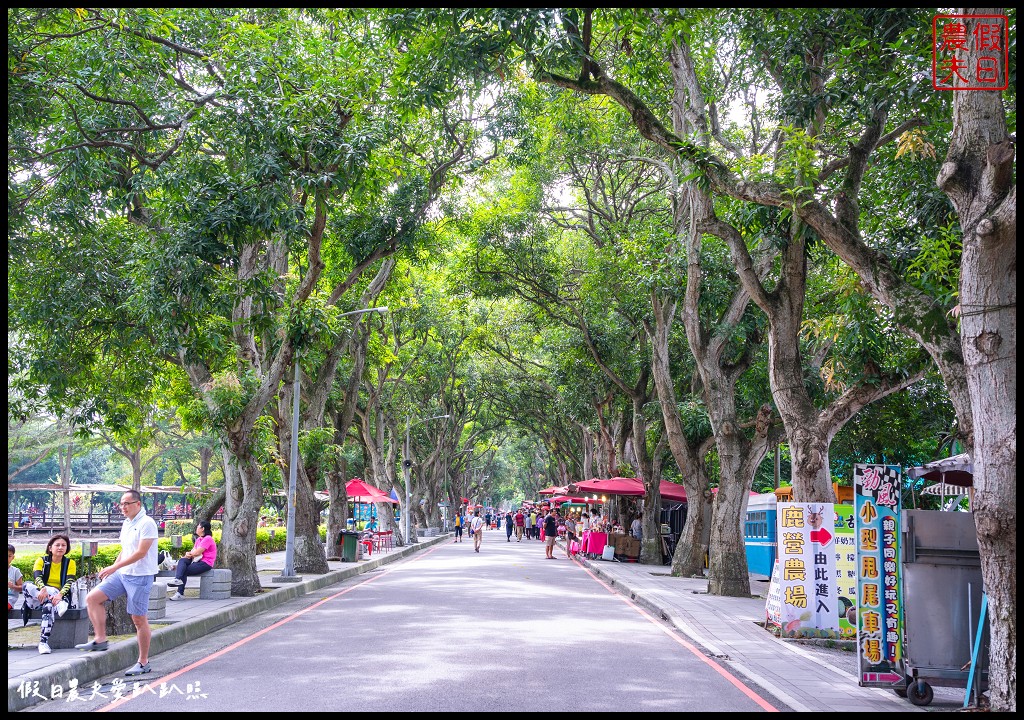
[95,572,153,617]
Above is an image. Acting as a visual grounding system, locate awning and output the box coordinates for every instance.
[920,482,970,496]
[908,453,973,487]
[568,478,688,503]
[538,485,568,496]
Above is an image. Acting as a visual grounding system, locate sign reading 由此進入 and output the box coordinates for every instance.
[775,502,839,637]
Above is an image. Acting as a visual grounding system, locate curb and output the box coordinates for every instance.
[8,535,449,712]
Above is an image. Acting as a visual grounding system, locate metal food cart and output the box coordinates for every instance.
[897,508,989,706]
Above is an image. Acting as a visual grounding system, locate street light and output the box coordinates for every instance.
[403,413,450,544]
[274,306,388,583]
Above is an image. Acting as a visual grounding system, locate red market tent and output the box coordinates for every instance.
[548,496,600,505]
[568,477,688,503]
[570,477,644,496]
[538,485,568,496]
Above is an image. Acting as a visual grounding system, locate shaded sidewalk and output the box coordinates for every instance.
[8,536,447,712]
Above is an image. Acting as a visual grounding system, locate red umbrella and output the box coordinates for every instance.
[346,478,395,502]
[538,485,568,496]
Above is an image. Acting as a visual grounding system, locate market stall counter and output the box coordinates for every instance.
[581,530,607,558]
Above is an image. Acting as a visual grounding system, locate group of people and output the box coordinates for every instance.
[450,506,610,560]
[8,489,218,679]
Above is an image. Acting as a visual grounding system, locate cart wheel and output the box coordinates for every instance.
[907,680,933,706]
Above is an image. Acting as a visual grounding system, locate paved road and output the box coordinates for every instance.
[27,533,786,712]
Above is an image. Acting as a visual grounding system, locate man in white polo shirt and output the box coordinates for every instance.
[76,489,159,677]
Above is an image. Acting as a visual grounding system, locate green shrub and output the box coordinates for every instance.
[255,527,287,553]
[11,524,321,575]
[164,519,223,538]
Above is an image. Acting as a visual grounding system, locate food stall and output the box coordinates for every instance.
[893,454,988,707]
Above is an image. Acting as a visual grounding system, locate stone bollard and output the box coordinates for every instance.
[148,582,167,620]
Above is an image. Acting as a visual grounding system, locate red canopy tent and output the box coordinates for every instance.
[538,485,568,496]
[569,477,688,503]
[548,495,600,505]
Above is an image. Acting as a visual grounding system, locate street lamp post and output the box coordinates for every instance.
[273,306,388,583]
[403,413,450,544]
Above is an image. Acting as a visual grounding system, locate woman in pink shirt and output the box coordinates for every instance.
[167,521,217,601]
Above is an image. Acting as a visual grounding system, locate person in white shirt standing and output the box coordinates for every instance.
[470,511,485,553]
[77,490,159,677]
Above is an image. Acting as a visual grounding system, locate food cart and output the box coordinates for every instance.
[895,454,988,707]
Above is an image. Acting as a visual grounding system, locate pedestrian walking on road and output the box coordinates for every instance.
[470,511,484,553]
[543,510,559,559]
[453,511,464,543]
[505,512,514,542]
[77,489,159,677]
[514,510,525,541]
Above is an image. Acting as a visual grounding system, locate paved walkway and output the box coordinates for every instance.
[570,551,935,712]
[9,532,962,712]
[8,536,447,711]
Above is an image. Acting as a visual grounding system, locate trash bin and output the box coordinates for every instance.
[339,530,360,562]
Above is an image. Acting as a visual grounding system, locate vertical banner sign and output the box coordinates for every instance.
[834,505,857,639]
[777,503,839,637]
[854,464,903,686]
[764,560,782,631]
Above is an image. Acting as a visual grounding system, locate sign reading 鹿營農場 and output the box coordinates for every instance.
[776,502,839,638]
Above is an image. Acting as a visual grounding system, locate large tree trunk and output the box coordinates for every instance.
[938,13,1016,709]
[218,441,262,596]
[758,234,836,503]
[647,295,711,577]
[667,41,781,594]
[104,595,137,637]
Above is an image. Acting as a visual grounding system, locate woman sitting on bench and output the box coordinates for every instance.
[167,521,216,601]
[22,534,77,655]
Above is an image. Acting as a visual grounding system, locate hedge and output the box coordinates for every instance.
[8,525,328,577]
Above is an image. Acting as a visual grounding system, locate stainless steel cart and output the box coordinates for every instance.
[897,509,989,706]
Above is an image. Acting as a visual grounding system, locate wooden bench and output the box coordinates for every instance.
[8,607,90,649]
